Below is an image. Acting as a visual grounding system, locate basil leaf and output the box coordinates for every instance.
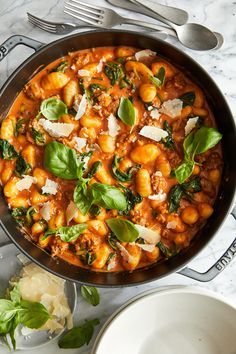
[108,233,118,250]
[183,176,201,193]
[0,319,13,335]
[40,98,67,121]
[80,286,100,306]
[106,218,139,243]
[87,161,102,178]
[91,183,127,211]
[30,128,46,146]
[58,319,100,349]
[0,139,18,160]
[44,141,81,179]
[89,205,101,216]
[9,316,18,350]
[117,97,135,126]
[157,241,178,258]
[149,74,161,87]
[174,160,195,184]
[43,224,87,242]
[104,62,123,85]
[0,300,17,322]
[9,286,21,305]
[80,252,97,265]
[155,67,165,87]
[18,300,50,329]
[179,91,196,107]
[73,182,93,215]
[191,126,223,155]
[183,131,195,159]
[15,156,31,176]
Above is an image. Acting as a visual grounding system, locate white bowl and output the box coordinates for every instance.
[92,287,236,354]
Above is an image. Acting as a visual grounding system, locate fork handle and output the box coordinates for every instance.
[122,18,177,37]
[0,35,44,62]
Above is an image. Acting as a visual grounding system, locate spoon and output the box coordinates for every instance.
[132,0,218,50]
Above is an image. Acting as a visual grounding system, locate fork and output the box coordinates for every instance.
[64,0,176,37]
[27,12,90,34]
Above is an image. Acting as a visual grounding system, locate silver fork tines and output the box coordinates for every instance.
[64,2,104,26]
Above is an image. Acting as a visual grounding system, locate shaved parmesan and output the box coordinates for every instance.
[150,108,160,119]
[16,175,36,191]
[166,220,178,229]
[66,201,78,225]
[18,263,72,332]
[108,113,120,137]
[39,201,51,221]
[159,99,183,118]
[107,256,117,271]
[185,116,199,135]
[42,178,58,195]
[148,191,166,203]
[135,224,161,244]
[97,58,104,73]
[135,49,156,61]
[73,137,87,151]
[137,243,156,252]
[78,69,90,77]
[75,94,87,120]
[39,119,74,138]
[116,243,135,263]
[139,126,168,142]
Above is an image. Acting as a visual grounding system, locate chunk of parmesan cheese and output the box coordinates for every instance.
[148,191,167,203]
[97,58,104,73]
[78,69,90,77]
[159,99,183,118]
[135,224,161,244]
[16,175,36,191]
[116,243,135,263]
[166,220,178,229]
[185,116,199,135]
[150,108,160,119]
[75,94,87,120]
[139,126,168,142]
[42,178,58,195]
[39,119,74,138]
[137,243,156,252]
[135,49,156,61]
[39,201,51,221]
[73,137,87,151]
[66,201,78,225]
[108,113,120,137]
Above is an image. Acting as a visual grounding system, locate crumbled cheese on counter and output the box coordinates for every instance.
[18,263,72,333]
[16,175,36,191]
[166,220,178,229]
[139,126,168,142]
[42,178,58,195]
[73,137,87,151]
[148,190,167,203]
[137,243,156,252]
[135,49,156,61]
[150,108,160,119]
[39,201,51,221]
[185,116,199,135]
[159,98,183,118]
[78,69,90,77]
[135,224,161,244]
[39,119,74,138]
[108,113,120,137]
[66,201,78,225]
[75,94,87,120]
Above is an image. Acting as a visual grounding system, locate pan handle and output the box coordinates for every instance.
[178,206,236,281]
[0,35,44,62]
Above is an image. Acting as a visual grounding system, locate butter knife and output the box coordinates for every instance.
[106,0,188,26]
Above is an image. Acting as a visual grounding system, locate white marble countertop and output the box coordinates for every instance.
[0,0,236,353]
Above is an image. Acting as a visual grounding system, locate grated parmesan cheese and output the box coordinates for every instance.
[39,119,74,138]
[78,69,90,77]
[66,201,78,225]
[135,224,161,244]
[39,201,51,221]
[42,178,58,195]
[135,49,156,61]
[148,190,167,203]
[75,94,87,120]
[185,116,199,135]
[16,175,36,191]
[108,113,120,137]
[139,126,168,142]
[150,108,160,119]
[159,98,183,118]
[73,137,87,151]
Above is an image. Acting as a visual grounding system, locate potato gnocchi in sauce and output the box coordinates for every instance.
[0,46,223,272]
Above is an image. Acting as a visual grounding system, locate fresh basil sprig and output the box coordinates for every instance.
[106,218,139,243]
[80,286,100,306]
[117,97,135,126]
[43,223,87,242]
[0,139,18,160]
[40,98,68,120]
[44,141,84,180]
[58,319,99,349]
[174,126,222,183]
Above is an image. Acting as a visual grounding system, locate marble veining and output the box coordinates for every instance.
[0,0,235,353]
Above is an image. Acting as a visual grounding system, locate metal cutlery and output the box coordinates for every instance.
[64,0,219,51]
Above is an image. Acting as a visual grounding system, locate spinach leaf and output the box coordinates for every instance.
[80,286,100,306]
[30,128,46,146]
[104,62,124,85]
[43,224,87,242]
[91,183,127,211]
[0,139,18,160]
[18,300,50,329]
[15,118,26,136]
[149,74,162,87]
[89,205,101,216]
[179,91,196,107]
[87,161,102,178]
[80,252,97,266]
[155,67,165,87]
[50,60,68,73]
[40,98,68,121]
[117,97,135,126]
[15,156,31,176]
[157,241,177,258]
[58,319,100,349]
[106,218,139,243]
[44,141,83,179]
[118,184,142,215]
[107,233,118,250]
[161,120,175,150]
[112,155,140,182]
